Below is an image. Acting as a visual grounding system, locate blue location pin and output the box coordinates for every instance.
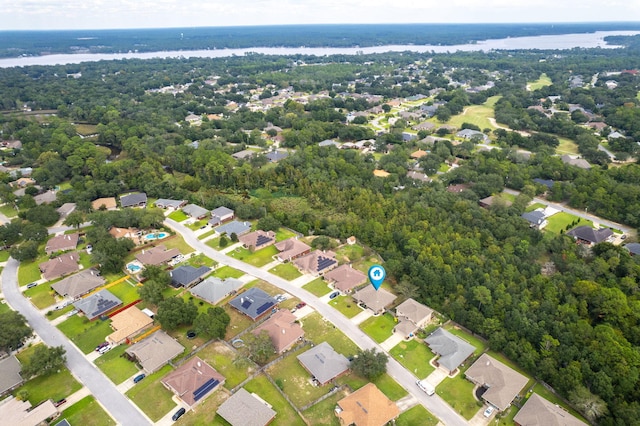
[368,265,386,291]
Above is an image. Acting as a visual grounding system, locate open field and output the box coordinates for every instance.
[167,210,188,222]
[198,341,255,389]
[161,234,195,254]
[24,283,55,309]
[527,73,552,91]
[212,265,245,279]
[447,95,501,131]
[59,395,116,426]
[74,123,99,135]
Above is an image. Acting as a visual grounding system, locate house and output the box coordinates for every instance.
[566,226,613,245]
[73,289,122,320]
[561,155,591,170]
[190,276,244,305]
[185,113,202,126]
[394,298,433,338]
[119,192,147,208]
[56,203,76,219]
[39,252,79,281]
[0,396,58,426]
[232,149,256,160]
[45,233,79,255]
[125,330,184,373]
[513,393,587,426]
[182,204,209,220]
[91,197,117,210]
[107,306,154,345]
[323,264,367,293]
[215,220,251,237]
[161,356,225,407]
[479,195,513,209]
[297,342,350,385]
[239,230,276,251]
[335,383,399,426]
[51,268,105,299]
[353,285,397,315]
[465,353,529,411]
[252,310,304,353]
[413,121,435,131]
[217,388,276,426]
[373,169,390,178]
[169,265,211,288]
[406,170,431,183]
[521,211,548,230]
[0,356,23,395]
[624,243,640,256]
[424,327,475,375]
[155,199,187,210]
[209,206,235,226]
[456,129,490,143]
[275,238,311,262]
[109,227,141,241]
[410,149,428,159]
[265,150,288,163]
[34,190,57,205]
[135,245,180,266]
[447,183,470,193]
[293,250,338,276]
[533,178,554,189]
[319,139,340,147]
[229,287,276,321]
[9,177,35,188]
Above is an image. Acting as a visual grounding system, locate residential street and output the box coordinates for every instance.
[165,219,469,426]
[1,258,151,426]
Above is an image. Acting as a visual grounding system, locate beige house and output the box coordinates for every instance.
[353,285,397,315]
[514,393,587,426]
[465,353,529,411]
[107,306,154,345]
[252,310,304,353]
[336,383,399,426]
[394,298,433,338]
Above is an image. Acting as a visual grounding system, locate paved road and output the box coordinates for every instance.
[1,258,151,426]
[166,219,468,426]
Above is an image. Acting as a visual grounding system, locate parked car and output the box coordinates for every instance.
[98,344,111,354]
[329,291,340,299]
[96,342,109,352]
[483,406,495,417]
[172,407,186,421]
[54,398,67,407]
[133,374,146,383]
[26,282,38,289]
[295,302,306,309]
[67,309,79,317]
[416,380,435,396]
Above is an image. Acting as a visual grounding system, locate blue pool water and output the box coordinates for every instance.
[144,232,168,240]
[127,263,141,272]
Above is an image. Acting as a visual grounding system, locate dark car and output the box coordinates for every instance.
[133,373,146,383]
[186,330,196,339]
[295,302,306,309]
[172,407,186,421]
[329,291,340,299]
[26,282,38,289]
[54,398,67,407]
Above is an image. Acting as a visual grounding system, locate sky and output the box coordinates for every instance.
[0,0,638,30]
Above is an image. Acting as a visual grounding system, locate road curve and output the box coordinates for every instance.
[1,258,151,426]
[166,219,468,426]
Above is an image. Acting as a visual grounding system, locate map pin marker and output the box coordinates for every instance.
[368,265,386,291]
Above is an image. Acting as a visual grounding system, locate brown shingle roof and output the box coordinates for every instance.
[514,393,587,426]
[217,388,276,426]
[324,264,367,292]
[395,298,433,326]
[45,232,79,254]
[239,230,276,251]
[353,285,397,314]
[252,310,304,353]
[293,250,338,276]
[39,252,79,281]
[161,356,225,406]
[135,244,180,266]
[125,330,184,373]
[275,238,310,262]
[336,383,399,426]
[51,268,105,299]
[465,353,529,411]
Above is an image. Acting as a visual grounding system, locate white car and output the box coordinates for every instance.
[416,380,435,396]
[483,406,495,417]
[98,344,112,354]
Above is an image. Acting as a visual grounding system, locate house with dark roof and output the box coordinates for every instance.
[155,199,187,210]
[252,310,304,353]
[533,178,554,189]
[169,265,211,288]
[265,150,289,162]
[323,264,367,293]
[624,243,640,256]
[190,277,244,305]
[424,327,475,375]
[293,250,338,277]
[217,388,276,426]
[353,285,397,315]
[465,353,529,411]
[56,203,76,219]
[182,204,209,219]
[51,268,105,299]
[45,233,80,255]
[0,356,23,395]
[561,155,591,170]
[125,330,184,373]
[566,226,613,245]
[275,238,311,262]
[135,245,180,266]
[119,192,147,208]
[514,393,587,426]
[34,190,57,205]
[73,289,122,320]
[215,220,251,237]
[229,288,276,321]
[209,206,235,226]
[239,230,276,251]
[394,298,433,338]
[521,211,548,230]
[161,356,225,407]
[297,342,350,385]
[336,383,399,426]
[39,252,79,281]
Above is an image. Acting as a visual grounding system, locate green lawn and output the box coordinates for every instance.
[74,123,99,135]
[79,252,94,269]
[390,339,436,379]
[24,283,56,309]
[223,304,254,340]
[302,392,342,426]
[57,315,113,354]
[334,244,365,263]
[18,258,45,286]
[544,212,591,235]
[185,253,217,268]
[126,364,177,422]
[212,265,245,279]
[300,312,359,357]
[0,203,18,218]
[198,341,255,389]
[447,96,501,131]
[525,202,546,212]
[275,227,297,242]
[302,278,332,297]
[177,391,229,425]
[205,236,225,249]
[15,367,82,406]
[556,137,579,155]
[244,374,306,426]
[59,395,116,426]
[437,374,481,420]
[198,229,217,240]
[443,324,487,354]
[0,299,11,314]
[94,345,139,384]
[162,234,195,254]
[227,245,278,267]
[267,350,330,408]
[329,295,362,319]
[496,405,519,426]
[107,281,140,305]
[168,210,188,222]
[186,219,208,230]
[0,250,10,261]
[527,73,552,91]
[397,404,439,426]
[360,313,396,343]
[268,263,302,280]
[183,293,215,315]
[340,372,407,401]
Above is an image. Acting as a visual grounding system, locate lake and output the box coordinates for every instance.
[0,30,638,68]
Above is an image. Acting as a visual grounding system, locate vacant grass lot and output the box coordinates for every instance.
[329,295,362,318]
[24,283,55,309]
[544,212,591,235]
[300,312,358,357]
[302,278,332,297]
[360,313,396,343]
[58,315,112,354]
[447,96,501,131]
[437,373,481,420]
[74,123,99,135]
[556,137,579,155]
[267,350,329,408]
[95,345,139,384]
[198,341,255,389]
[126,364,176,422]
[302,391,343,426]
[525,202,546,212]
[335,243,365,263]
[59,395,115,426]
[16,366,81,405]
[397,404,439,426]
[244,374,305,426]
[168,210,188,222]
[227,245,278,267]
[527,73,552,91]
[268,263,302,280]
[390,339,436,379]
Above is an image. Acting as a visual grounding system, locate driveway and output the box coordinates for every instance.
[2,258,152,426]
[165,219,468,426]
[380,333,405,351]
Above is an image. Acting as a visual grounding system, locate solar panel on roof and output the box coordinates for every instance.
[256,235,273,246]
[193,378,219,401]
[256,301,275,315]
[241,299,252,309]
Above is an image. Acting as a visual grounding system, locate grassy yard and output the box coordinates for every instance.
[447,96,501,131]
[177,391,229,425]
[0,298,11,314]
[227,245,278,267]
[182,293,215,314]
[437,373,482,420]
[267,350,330,408]
[18,258,45,286]
[107,281,140,305]
[360,313,396,343]
[443,323,487,354]
[525,202,546,212]
[205,237,225,249]
[198,229,217,240]
[168,210,188,222]
[329,295,362,319]
[390,339,436,379]
[79,251,94,269]
[268,263,302,280]
[300,312,359,357]
[334,243,365,263]
[126,364,177,422]
[527,73,552,91]
[0,250,10,261]
[212,265,245,279]
[556,137,579,155]
[244,374,306,426]
[340,372,407,401]
[59,395,116,426]
[397,404,439,426]
[222,304,253,340]
[496,405,519,426]
[57,315,113,354]
[544,212,591,235]
[302,391,343,426]
[74,123,99,135]
[24,283,56,309]
[94,344,139,384]
[185,253,217,268]
[186,219,208,230]
[302,278,332,297]
[198,341,256,389]
[15,367,82,406]
[0,203,18,218]
[275,227,297,242]
[162,234,195,254]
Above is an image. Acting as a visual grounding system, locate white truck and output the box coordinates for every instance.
[416,379,435,396]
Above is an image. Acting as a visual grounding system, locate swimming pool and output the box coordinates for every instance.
[144,232,169,240]
[127,263,141,272]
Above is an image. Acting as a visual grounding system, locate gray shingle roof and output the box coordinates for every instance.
[120,192,147,207]
[190,277,244,305]
[215,220,251,237]
[625,243,640,255]
[155,199,186,209]
[182,203,209,218]
[566,226,613,244]
[229,288,276,320]
[51,268,105,298]
[0,356,22,394]
[125,330,184,373]
[73,289,122,320]
[170,265,211,287]
[297,342,350,384]
[424,327,475,373]
[217,388,276,426]
[513,393,587,426]
[521,211,546,226]
[465,353,529,411]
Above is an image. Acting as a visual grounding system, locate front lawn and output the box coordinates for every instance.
[212,265,245,279]
[525,202,546,212]
[437,374,481,420]
[360,313,396,343]
[544,212,591,235]
[94,344,139,384]
[227,245,278,267]
[0,203,18,218]
[126,364,177,422]
[302,391,343,426]
[339,372,407,401]
[0,250,10,261]
[24,283,56,309]
[57,315,113,354]
[302,278,332,297]
[15,367,82,405]
[198,229,217,240]
[244,374,306,426]
[59,395,116,426]
[300,312,359,357]
[397,404,439,426]
[329,295,362,319]
[185,253,217,268]
[161,234,195,254]
[18,258,45,286]
[268,263,302,280]
[198,341,255,389]
[168,210,188,222]
[390,339,436,379]
[186,219,208,230]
